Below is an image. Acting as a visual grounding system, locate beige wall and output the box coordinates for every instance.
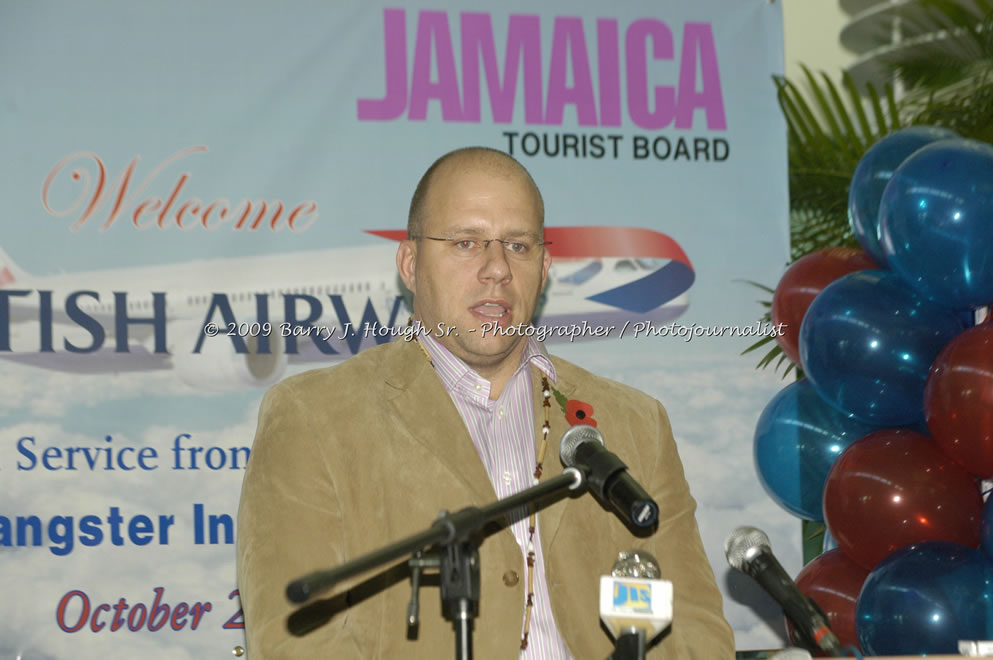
[781,0,853,83]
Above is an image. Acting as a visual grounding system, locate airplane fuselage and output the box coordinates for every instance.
[0,243,689,387]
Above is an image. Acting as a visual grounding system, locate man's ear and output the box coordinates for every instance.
[397,240,416,294]
[540,244,552,290]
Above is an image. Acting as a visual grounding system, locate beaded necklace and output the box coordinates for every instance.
[412,332,551,650]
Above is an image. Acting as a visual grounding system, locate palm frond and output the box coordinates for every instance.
[802,520,826,564]
[737,281,795,379]
[883,0,993,90]
[888,3,993,142]
[734,279,776,295]
[908,82,993,142]
[775,69,901,262]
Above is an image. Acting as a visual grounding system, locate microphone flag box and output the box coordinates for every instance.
[959,640,993,657]
[599,576,673,640]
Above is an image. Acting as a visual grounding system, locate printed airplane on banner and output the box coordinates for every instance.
[0,227,693,389]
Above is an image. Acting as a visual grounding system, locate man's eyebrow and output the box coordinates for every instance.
[437,225,485,236]
[500,229,541,238]
[442,226,541,240]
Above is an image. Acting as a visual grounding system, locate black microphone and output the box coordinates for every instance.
[560,425,658,528]
[724,526,843,657]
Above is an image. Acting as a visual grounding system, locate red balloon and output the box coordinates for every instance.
[771,248,878,364]
[823,429,983,570]
[787,549,869,654]
[925,324,993,477]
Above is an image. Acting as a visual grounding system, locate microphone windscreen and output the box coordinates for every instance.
[611,550,661,579]
[559,424,603,466]
[723,526,771,571]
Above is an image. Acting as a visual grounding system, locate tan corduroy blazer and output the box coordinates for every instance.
[237,338,734,659]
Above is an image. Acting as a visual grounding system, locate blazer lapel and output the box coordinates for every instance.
[383,339,498,507]
[381,340,581,531]
[533,363,577,548]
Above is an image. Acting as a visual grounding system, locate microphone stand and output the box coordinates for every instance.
[610,630,647,660]
[286,467,586,660]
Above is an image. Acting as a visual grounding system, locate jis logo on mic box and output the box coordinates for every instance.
[612,582,652,613]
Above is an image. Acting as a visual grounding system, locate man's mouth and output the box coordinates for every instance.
[470,301,510,319]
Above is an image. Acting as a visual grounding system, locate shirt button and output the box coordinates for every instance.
[502,570,519,587]
[475,384,481,391]
[503,471,512,484]
[498,408,505,418]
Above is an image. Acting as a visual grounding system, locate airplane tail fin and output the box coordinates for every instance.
[0,243,27,286]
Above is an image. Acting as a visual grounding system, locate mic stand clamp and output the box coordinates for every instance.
[406,550,439,633]
[438,532,481,660]
[403,517,486,659]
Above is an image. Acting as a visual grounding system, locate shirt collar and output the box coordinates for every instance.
[417,330,556,399]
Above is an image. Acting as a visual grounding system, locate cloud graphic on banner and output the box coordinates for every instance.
[0,408,258,659]
[0,362,190,417]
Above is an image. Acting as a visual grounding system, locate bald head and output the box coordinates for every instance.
[407,147,544,239]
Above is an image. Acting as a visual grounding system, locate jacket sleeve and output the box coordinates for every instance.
[647,400,736,659]
[236,381,364,659]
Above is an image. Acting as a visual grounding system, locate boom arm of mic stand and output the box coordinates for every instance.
[286,524,450,604]
[285,468,586,605]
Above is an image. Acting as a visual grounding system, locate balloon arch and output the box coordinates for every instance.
[756,127,993,656]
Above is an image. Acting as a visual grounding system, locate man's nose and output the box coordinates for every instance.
[478,241,512,281]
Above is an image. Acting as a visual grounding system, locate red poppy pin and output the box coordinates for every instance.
[551,387,597,427]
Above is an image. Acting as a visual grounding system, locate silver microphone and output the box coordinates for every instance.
[600,549,672,659]
[725,526,842,657]
[612,550,661,578]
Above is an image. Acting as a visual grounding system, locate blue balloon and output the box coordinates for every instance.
[799,270,965,426]
[754,379,881,520]
[880,138,993,309]
[849,126,959,264]
[856,542,993,656]
[983,496,993,562]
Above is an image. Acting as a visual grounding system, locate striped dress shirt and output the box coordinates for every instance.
[419,332,573,660]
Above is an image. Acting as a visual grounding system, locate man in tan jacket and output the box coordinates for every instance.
[236,147,734,658]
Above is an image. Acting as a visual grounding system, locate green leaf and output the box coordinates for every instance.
[801,66,845,145]
[734,279,776,295]
[822,71,863,157]
[867,84,888,134]
[842,71,874,145]
[885,85,901,130]
[741,335,774,356]
[756,345,781,369]
[802,521,827,565]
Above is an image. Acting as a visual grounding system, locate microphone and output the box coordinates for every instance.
[724,526,843,657]
[600,550,672,660]
[559,425,659,529]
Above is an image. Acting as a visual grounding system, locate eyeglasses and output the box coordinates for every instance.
[412,234,552,259]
